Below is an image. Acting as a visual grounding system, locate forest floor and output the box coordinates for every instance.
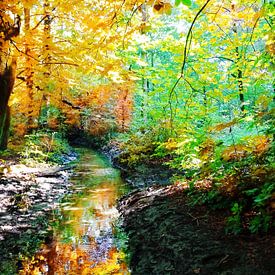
[0,152,76,273]
[118,183,274,275]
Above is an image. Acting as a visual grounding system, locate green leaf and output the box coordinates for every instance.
[175,0,192,6]
[182,0,192,6]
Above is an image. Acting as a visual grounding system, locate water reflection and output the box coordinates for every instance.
[20,149,129,274]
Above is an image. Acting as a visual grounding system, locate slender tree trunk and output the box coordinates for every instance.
[203,86,207,116]
[236,47,245,112]
[140,3,149,123]
[232,4,245,113]
[38,0,52,127]
[141,76,148,123]
[24,7,35,129]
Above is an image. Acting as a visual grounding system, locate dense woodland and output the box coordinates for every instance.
[0,0,274,239]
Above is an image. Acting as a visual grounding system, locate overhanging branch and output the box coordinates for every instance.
[168,0,212,129]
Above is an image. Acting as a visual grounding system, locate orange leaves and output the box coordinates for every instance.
[55,80,134,135]
[222,135,271,161]
[222,144,249,161]
[152,1,173,14]
[21,240,128,275]
[115,87,133,132]
[210,119,238,132]
[247,135,270,156]
[13,123,27,137]
[199,138,215,161]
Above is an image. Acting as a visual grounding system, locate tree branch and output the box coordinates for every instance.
[62,98,81,109]
[168,0,212,130]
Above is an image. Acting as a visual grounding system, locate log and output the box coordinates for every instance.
[35,165,76,177]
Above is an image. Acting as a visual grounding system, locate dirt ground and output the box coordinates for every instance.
[118,185,275,275]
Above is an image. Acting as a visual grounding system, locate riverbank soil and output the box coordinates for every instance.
[102,142,178,188]
[118,184,274,275]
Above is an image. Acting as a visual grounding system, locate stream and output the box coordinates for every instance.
[19,148,130,274]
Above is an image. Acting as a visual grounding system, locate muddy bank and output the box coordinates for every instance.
[0,153,77,274]
[118,185,274,275]
[102,142,178,188]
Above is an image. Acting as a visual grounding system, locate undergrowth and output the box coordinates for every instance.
[20,131,71,165]
[184,137,275,234]
[115,127,166,168]
[114,124,274,234]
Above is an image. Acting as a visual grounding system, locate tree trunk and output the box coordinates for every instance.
[0,10,20,149]
[0,59,16,150]
[24,7,35,130]
[139,3,151,123]
[38,0,52,127]
[232,4,245,113]
[236,47,245,112]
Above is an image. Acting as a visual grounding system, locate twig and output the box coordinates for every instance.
[187,212,200,226]
[217,254,230,266]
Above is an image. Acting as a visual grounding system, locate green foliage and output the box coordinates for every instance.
[186,144,274,234]
[118,129,157,167]
[249,215,272,234]
[21,131,71,165]
[226,203,243,234]
[177,0,192,7]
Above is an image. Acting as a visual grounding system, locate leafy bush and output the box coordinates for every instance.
[187,143,275,234]
[161,128,275,234]
[116,127,167,167]
[21,131,71,165]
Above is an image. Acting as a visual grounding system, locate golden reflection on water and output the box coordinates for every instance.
[20,151,129,275]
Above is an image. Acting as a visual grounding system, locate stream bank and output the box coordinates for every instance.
[104,141,274,274]
[0,147,131,274]
[102,141,178,188]
[118,184,274,275]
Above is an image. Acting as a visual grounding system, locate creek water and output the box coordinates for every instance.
[21,148,130,274]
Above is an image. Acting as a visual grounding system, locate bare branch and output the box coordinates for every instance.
[10,39,40,62]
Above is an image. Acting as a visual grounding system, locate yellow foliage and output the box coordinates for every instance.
[222,145,249,161]
[246,135,271,156]
[164,138,178,151]
[199,139,215,161]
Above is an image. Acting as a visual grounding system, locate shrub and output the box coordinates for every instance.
[21,131,71,165]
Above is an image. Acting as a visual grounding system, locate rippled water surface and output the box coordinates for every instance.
[21,148,130,274]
